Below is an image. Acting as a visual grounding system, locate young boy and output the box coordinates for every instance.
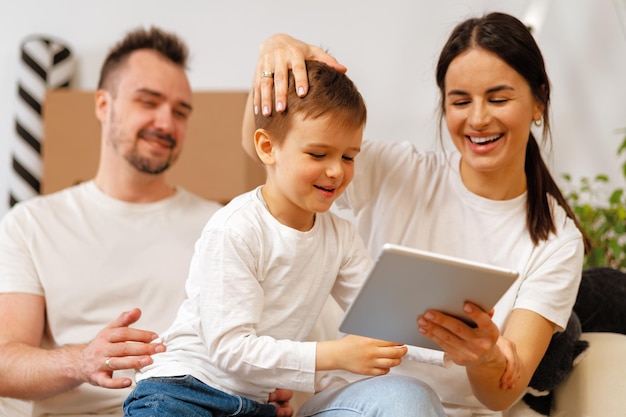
[123,60,407,417]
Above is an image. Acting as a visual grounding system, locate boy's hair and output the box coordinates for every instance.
[255,60,366,141]
[97,26,189,92]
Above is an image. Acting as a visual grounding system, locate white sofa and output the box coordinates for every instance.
[552,332,626,416]
[0,398,31,417]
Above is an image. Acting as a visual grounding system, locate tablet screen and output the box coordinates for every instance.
[339,243,519,350]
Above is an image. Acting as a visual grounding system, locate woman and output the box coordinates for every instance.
[243,12,586,417]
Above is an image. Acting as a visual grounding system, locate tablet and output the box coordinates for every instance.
[339,243,519,351]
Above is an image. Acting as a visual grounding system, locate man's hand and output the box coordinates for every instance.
[81,308,166,388]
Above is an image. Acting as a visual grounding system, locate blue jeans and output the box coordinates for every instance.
[123,375,277,417]
[296,375,446,417]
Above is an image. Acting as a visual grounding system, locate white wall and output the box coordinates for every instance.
[1,0,625,219]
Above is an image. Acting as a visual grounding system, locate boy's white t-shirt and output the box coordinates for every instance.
[0,181,221,417]
[331,140,584,417]
[137,187,373,403]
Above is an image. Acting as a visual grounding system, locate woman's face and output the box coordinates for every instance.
[443,48,543,198]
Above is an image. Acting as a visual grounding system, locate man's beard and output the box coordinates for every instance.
[125,152,173,175]
[118,129,178,175]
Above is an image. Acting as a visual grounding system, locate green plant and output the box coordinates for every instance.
[561,132,626,271]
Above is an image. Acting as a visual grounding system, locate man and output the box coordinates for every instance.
[0,27,292,417]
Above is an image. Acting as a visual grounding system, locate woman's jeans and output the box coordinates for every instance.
[123,375,277,417]
[297,375,447,417]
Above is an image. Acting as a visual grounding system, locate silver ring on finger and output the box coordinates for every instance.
[105,357,113,371]
[260,71,274,79]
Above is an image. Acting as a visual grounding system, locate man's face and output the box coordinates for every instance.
[97,49,193,175]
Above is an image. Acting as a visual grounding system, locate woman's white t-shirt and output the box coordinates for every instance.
[333,140,584,416]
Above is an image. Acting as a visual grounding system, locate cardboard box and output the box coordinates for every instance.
[42,89,265,204]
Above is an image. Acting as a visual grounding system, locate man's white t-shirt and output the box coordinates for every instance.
[331,140,584,417]
[0,181,221,417]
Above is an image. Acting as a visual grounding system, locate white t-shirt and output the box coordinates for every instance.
[0,181,221,417]
[331,140,584,417]
[137,187,373,403]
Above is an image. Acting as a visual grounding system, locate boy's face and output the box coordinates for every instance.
[262,113,363,231]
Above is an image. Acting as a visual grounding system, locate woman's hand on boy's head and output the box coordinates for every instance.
[254,33,347,116]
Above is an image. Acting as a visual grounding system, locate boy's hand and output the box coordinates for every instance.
[316,334,407,375]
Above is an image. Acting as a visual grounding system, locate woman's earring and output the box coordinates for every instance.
[533,116,543,127]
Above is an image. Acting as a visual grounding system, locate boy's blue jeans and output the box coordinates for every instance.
[123,375,277,417]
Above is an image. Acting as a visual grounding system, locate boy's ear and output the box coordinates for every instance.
[254,129,275,166]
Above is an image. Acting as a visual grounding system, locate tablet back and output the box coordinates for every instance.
[339,243,519,350]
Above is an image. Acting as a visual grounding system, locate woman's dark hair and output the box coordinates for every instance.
[435,12,589,251]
